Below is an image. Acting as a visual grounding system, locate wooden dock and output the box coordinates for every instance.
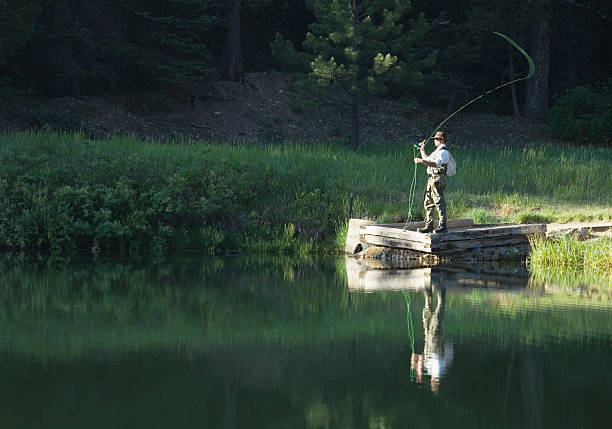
[362,222,545,254]
[346,218,612,261]
[344,218,542,260]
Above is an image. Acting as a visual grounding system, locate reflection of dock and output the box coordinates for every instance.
[346,257,529,292]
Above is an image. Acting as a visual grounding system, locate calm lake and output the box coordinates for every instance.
[0,255,610,428]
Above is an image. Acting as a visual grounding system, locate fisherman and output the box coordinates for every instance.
[413,131,454,234]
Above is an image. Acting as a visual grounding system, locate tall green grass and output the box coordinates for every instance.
[528,236,612,276]
[0,130,610,255]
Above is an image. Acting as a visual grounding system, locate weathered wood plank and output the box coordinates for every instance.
[429,234,530,251]
[435,244,532,260]
[362,223,546,245]
[373,218,475,230]
[362,235,432,252]
[362,225,432,244]
[427,224,546,244]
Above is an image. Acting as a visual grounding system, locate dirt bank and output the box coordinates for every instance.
[1,72,550,145]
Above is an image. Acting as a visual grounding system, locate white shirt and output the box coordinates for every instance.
[424,342,454,378]
[426,144,450,168]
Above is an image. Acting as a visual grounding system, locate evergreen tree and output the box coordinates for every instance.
[0,0,41,68]
[216,0,278,80]
[276,0,433,149]
[114,0,217,92]
[21,0,112,96]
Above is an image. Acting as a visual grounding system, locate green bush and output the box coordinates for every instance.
[548,80,612,145]
[0,130,610,256]
[0,131,347,256]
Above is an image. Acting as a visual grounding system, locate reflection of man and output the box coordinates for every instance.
[411,286,453,393]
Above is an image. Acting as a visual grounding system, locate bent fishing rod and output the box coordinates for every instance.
[413,31,535,149]
[404,31,534,224]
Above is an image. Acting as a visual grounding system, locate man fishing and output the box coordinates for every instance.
[413,131,453,234]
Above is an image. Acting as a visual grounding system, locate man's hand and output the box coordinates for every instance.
[419,139,427,149]
[414,157,423,164]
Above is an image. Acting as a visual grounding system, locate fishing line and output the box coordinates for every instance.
[403,290,415,352]
[404,144,419,227]
[405,31,535,222]
[403,290,417,379]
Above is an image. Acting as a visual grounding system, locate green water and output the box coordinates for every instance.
[0,255,610,428]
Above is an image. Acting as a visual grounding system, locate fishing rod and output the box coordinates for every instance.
[415,32,535,149]
[404,31,535,223]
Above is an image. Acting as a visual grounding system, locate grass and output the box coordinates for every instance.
[528,235,612,273]
[0,130,610,255]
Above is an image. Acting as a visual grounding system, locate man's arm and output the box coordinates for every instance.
[414,139,436,166]
[418,139,429,158]
[415,158,438,167]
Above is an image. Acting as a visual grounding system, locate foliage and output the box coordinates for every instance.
[0,0,41,66]
[270,33,311,73]
[273,0,434,147]
[0,0,608,122]
[304,0,408,93]
[0,131,610,256]
[528,236,612,274]
[2,0,217,96]
[112,0,217,91]
[547,80,612,145]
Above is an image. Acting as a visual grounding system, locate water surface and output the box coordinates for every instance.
[0,256,610,428]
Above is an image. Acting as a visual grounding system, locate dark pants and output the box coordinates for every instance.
[424,176,447,228]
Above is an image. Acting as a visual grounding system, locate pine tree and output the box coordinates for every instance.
[282,0,432,149]
[116,0,217,92]
[0,0,41,67]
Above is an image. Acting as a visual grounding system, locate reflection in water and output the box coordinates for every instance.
[0,255,609,428]
[411,286,454,393]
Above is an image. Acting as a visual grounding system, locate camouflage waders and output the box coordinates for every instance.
[424,164,447,229]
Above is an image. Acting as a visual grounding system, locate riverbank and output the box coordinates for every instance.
[0,130,610,257]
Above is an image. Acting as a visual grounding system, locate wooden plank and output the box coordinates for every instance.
[362,223,545,246]
[362,234,432,253]
[437,244,532,260]
[373,218,475,230]
[429,234,530,251]
[362,225,432,244]
[423,223,545,244]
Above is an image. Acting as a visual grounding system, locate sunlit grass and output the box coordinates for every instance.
[528,236,612,273]
[0,130,610,254]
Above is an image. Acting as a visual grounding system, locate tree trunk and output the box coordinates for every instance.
[350,92,360,150]
[524,2,551,120]
[349,0,360,150]
[220,0,242,81]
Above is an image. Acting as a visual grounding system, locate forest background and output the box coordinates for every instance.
[0,0,610,147]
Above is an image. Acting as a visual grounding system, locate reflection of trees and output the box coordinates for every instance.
[520,348,543,429]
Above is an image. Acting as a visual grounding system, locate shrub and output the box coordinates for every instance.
[548,80,612,145]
